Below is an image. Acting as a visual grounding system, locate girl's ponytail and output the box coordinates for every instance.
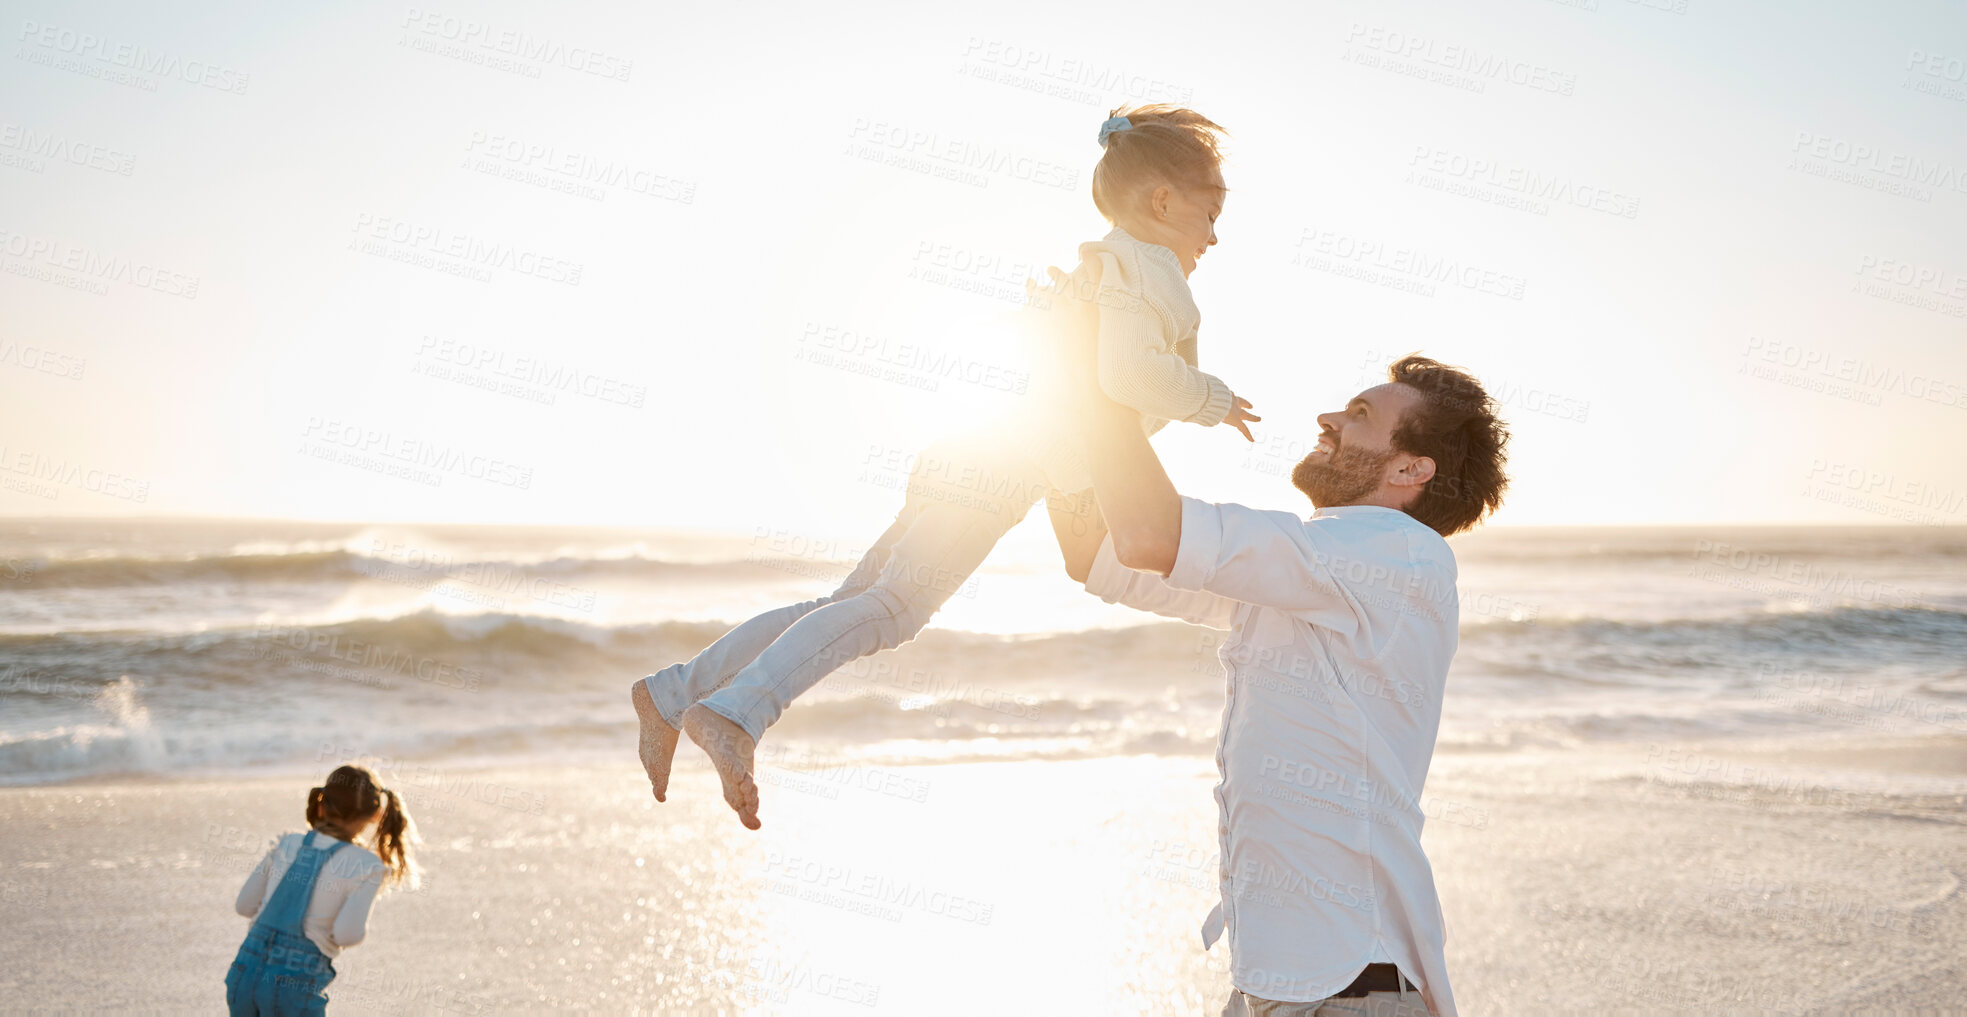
[305,786,326,828]
[371,786,419,891]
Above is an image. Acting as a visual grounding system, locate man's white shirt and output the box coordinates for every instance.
[1084,497,1460,1016]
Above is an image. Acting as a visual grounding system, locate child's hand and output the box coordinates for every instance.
[1223,397,1260,442]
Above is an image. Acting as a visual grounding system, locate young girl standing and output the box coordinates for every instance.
[227,764,416,1016]
[635,103,1259,830]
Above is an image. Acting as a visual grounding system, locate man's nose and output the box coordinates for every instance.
[1316,411,1340,431]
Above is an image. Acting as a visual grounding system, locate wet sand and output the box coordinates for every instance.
[2,743,1962,1014]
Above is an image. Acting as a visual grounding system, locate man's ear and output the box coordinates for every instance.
[1389,454,1436,489]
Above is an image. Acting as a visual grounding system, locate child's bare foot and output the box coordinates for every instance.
[681,704,761,830]
[631,678,680,803]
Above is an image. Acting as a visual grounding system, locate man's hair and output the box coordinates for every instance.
[1386,354,1510,537]
[1089,104,1228,223]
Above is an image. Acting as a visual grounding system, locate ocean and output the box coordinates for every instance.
[3,516,1964,787]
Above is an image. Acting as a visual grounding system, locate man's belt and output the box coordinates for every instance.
[1333,963,1419,998]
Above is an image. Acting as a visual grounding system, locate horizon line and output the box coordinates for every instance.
[1,511,1960,534]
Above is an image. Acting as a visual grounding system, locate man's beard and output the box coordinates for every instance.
[1291,442,1396,508]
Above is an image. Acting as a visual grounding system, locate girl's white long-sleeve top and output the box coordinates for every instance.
[1016,226,1237,493]
[233,831,387,958]
[1080,225,1235,428]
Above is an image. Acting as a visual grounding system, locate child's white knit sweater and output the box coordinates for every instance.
[1083,225,1236,427]
[1021,226,1237,493]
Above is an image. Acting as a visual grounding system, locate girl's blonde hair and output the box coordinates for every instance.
[1090,103,1229,223]
[308,764,419,890]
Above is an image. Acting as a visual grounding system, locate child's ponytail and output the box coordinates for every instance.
[371,786,419,891]
[305,785,326,828]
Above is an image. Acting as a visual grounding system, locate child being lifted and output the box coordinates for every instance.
[634,104,1258,829]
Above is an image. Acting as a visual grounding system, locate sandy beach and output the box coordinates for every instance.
[4,740,1962,1015]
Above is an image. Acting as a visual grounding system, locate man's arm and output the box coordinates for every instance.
[1083,395,1183,576]
[1052,268,1379,629]
[1054,485,1240,630]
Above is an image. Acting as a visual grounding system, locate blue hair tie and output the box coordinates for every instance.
[1097,116,1133,148]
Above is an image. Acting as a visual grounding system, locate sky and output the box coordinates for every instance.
[3,0,1964,536]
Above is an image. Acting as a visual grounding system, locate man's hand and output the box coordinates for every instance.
[1223,396,1261,442]
[1029,263,1103,405]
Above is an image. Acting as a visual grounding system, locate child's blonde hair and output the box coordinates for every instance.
[308,764,419,890]
[1090,103,1229,223]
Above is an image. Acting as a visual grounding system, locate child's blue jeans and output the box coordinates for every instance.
[646,434,1050,742]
